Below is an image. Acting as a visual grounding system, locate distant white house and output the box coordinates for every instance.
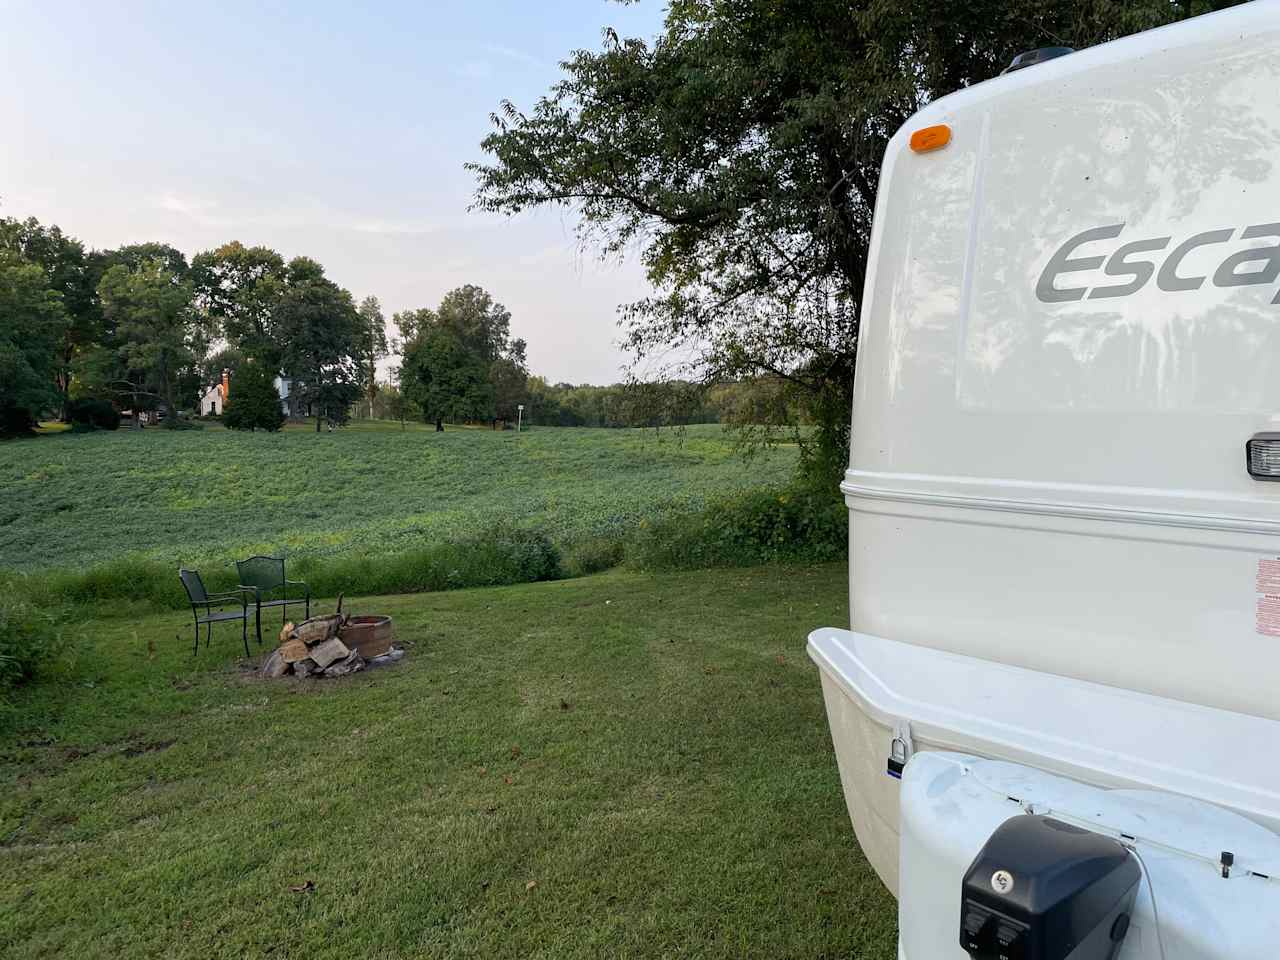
[198,383,225,416]
[199,370,229,416]
[199,369,293,417]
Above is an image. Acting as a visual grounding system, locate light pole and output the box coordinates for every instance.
[517,403,524,433]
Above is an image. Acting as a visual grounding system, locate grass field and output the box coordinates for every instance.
[1,423,796,571]
[0,563,894,959]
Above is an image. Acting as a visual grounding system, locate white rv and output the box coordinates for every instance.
[809,4,1280,958]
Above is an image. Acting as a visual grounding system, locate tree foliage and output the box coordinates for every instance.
[435,284,519,364]
[490,353,530,422]
[397,285,529,428]
[401,326,494,427]
[223,361,286,432]
[276,257,363,430]
[355,296,389,419]
[191,241,286,367]
[97,259,196,425]
[65,397,121,431]
[470,0,1229,486]
[0,217,100,419]
[1,213,412,433]
[0,249,67,436]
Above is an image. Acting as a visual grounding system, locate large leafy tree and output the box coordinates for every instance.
[101,242,190,278]
[223,360,286,432]
[470,0,1229,486]
[276,257,363,431]
[490,338,529,423]
[390,307,436,349]
[396,285,528,428]
[0,217,100,419]
[355,295,389,419]
[191,241,287,367]
[0,250,67,436]
[400,325,494,430]
[97,259,197,425]
[434,284,519,363]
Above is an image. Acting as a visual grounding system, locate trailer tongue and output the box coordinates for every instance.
[810,3,1280,957]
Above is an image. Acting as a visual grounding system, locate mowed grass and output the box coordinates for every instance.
[0,423,796,571]
[0,564,895,959]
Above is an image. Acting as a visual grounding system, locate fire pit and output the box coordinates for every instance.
[340,615,393,659]
[260,607,401,679]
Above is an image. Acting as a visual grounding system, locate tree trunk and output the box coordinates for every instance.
[435,418,443,432]
[162,362,176,425]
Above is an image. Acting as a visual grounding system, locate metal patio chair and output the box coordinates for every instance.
[179,568,250,657]
[235,555,311,645]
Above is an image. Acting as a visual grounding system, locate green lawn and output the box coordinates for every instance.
[1,424,796,571]
[0,563,894,959]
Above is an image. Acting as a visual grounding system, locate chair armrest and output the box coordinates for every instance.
[209,589,251,600]
[205,591,248,610]
[284,579,310,597]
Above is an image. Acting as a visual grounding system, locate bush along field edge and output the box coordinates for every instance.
[0,484,846,696]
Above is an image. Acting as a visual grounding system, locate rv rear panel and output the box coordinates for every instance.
[848,3,1280,722]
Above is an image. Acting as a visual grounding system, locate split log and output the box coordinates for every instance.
[278,639,311,664]
[261,649,289,679]
[293,614,346,646]
[364,647,404,670]
[279,622,296,645]
[323,650,365,678]
[293,658,316,678]
[307,637,350,670]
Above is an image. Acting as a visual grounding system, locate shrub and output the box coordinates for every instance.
[4,488,843,619]
[223,363,286,432]
[160,416,203,430]
[563,536,627,577]
[1,402,39,438]
[296,523,563,599]
[5,525,565,616]
[630,486,846,571]
[0,597,77,690]
[66,398,121,431]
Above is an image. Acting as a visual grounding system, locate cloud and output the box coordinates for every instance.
[482,43,543,69]
[157,193,217,217]
[349,218,440,236]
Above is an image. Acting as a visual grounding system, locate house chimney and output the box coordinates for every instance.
[221,368,230,404]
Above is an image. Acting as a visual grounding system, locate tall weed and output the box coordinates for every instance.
[0,597,78,690]
[629,487,846,570]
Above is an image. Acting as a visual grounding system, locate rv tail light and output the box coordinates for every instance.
[909,124,951,154]
[1246,433,1280,480]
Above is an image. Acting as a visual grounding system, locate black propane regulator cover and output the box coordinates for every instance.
[959,815,1140,960]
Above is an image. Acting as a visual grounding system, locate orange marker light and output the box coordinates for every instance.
[909,124,951,153]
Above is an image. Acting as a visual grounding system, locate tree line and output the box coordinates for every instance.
[0,213,757,438]
[0,218,391,435]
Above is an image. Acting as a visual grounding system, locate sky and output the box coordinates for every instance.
[0,0,668,384]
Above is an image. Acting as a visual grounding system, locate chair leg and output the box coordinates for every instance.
[242,616,250,658]
[255,601,263,646]
[206,620,212,650]
[192,618,200,657]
